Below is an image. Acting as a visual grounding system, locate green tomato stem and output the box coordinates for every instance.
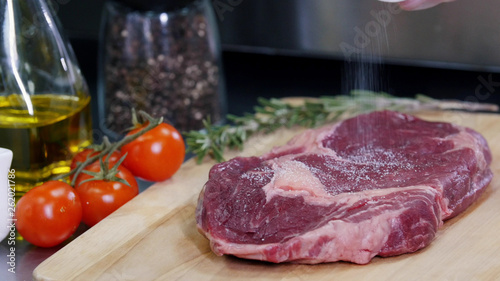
[54,110,163,186]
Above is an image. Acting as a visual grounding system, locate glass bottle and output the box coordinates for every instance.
[0,0,92,197]
[98,0,226,137]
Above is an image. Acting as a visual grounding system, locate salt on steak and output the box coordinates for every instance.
[195,110,493,264]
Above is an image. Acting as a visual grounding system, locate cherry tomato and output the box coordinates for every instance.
[74,162,139,227]
[121,123,185,182]
[15,181,82,247]
[70,148,122,171]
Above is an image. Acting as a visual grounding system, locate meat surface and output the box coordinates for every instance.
[195,111,493,264]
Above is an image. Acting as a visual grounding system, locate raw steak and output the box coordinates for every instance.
[195,111,493,264]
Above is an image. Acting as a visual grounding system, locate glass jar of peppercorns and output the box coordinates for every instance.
[97,0,226,137]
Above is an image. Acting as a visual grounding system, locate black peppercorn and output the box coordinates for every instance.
[98,0,225,135]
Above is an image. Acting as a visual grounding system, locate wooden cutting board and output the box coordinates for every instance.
[33,110,500,281]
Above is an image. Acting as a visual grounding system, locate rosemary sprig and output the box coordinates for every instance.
[185,90,499,163]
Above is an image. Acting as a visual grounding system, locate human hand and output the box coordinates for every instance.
[399,0,456,10]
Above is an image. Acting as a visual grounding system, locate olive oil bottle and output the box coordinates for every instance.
[0,0,93,198]
[0,94,92,197]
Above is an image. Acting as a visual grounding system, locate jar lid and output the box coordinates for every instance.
[116,0,198,12]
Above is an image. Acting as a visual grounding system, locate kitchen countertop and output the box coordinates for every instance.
[2,45,499,280]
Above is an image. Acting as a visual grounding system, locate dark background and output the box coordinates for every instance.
[56,0,500,120]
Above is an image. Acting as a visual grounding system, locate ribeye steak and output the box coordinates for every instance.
[195,111,493,264]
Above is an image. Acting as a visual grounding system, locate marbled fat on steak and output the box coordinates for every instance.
[195,111,493,264]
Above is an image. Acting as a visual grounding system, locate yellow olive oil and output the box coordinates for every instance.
[0,94,92,197]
